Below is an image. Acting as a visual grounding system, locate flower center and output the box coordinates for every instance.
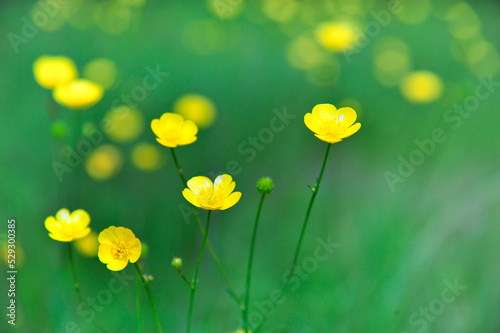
[166,128,181,141]
[113,241,129,260]
[321,120,347,139]
[200,188,223,208]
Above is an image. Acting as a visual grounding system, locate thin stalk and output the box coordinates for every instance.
[175,267,193,288]
[243,193,266,332]
[254,143,332,333]
[67,242,83,305]
[288,143,331,281]
[186,211,212,333]
[134,263,163,333]
[67,243,107,333]
[170,148,241,306]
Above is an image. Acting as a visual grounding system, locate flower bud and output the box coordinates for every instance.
[171,257,182,269]
[143,274,155,283]
[256,177,274,194]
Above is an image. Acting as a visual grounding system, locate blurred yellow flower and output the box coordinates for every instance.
[83,58,118,90]
[183,174,241,210]
[151,113,198,147]
[45,208,91,242]
[304,104,361,143]
[33,55,78,89]
[316,22,358,52]
[98,226,142,271]
[53,79,104,109]
[75,231,99,257]
[104,106,144,143]
[400,71,444,104]
[131,143,164,171]
[174,94,216,128]
[85,145,123,181]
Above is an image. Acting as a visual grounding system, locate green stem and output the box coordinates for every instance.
[170,148,188,185]
[136,275,143,333]
[134,263,163,333]
[288,143,331,279]
[243,193,266,332]
[186,211,212,333]
[254,143,332,333]
[67,243,107,333]
[176,268,193,288]
[170,148,242,306]
[67,242,83,305]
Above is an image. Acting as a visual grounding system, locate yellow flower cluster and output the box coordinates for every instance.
[33,55,103,109]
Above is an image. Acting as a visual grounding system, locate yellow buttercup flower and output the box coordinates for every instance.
[304,104,361,143]
[151,112,198,147]
[45,208,91,242]
[53,79,104,109]
[33,55,78,89]
[98,226,141,271]
[183,174,241,210]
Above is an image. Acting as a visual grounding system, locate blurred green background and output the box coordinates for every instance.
[1,0,500,332]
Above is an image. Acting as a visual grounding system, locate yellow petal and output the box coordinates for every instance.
[220,191,242,210]
[156,137,177,148]
[98,226,118,245]
[314,133,342,143]
[343,122,361,138]
[98,244,115,263]
[45,216,60,234]
[312,104,336,122]
[214,174,235,198]
[160,113,184,129]
[72,227,91,240]
[48,233,73,242]
[180,120,198,138]
[182,189,202,207]
[187,176,213,195]
[56,208,71,223]
[304,113,321,134]
[107,259,129,271]
[335,107,357,127]
[115,227,135,242]
[71,209,90,228]
[128,239,142,263]
[176,135,197,146]
[151,119,163,138]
